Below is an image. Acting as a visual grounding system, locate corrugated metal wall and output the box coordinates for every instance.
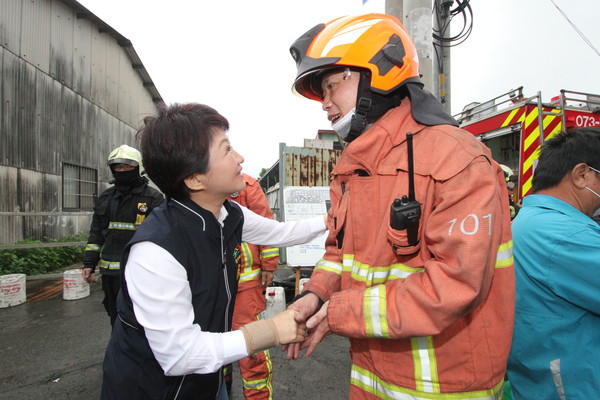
[258,144,341,222]
[283,146,340,187]
[0,0,159,244]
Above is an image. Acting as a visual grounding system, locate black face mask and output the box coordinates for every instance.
[111,167,142,191]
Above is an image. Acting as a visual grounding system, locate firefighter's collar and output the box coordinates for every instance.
[405,83,458,127]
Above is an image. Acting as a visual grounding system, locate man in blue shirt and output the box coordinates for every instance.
[507,128,600,399]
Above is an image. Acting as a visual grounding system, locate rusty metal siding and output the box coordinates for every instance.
[283,147,340,187]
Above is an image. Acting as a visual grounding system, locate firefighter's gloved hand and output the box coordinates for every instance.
[81,266,96,283]
[241,310,305,355]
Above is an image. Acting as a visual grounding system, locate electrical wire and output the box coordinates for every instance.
[432,0,473,48]
[549,0,600,57]
[432,0,473,78]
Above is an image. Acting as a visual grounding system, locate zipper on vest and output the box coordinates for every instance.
[221,226,232,333]
[219,225,230,400]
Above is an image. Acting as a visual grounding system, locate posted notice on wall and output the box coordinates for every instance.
[283,186,330,267]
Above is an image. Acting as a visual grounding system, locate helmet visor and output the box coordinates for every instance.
[108,158,139,167]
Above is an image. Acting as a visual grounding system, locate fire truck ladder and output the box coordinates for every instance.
[535,91,565,147]
[536,89,600,145]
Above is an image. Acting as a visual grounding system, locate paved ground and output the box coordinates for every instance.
[0,266,350,399]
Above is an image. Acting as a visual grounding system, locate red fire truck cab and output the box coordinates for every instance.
[455,87,600,203]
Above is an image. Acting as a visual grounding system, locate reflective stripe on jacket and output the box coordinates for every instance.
[305,99,515,399]
[83,180,163,276]
[228,174,278,291]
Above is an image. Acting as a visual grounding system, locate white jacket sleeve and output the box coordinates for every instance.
[240,205,326,246]
[124,242,248,376]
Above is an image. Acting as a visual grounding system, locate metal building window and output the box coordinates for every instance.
[62,163,97,210]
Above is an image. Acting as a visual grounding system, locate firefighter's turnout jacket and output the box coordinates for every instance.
[83,180,163,276]
[304,99,515,399]
[228,174,279,291]
[227,173,278,399]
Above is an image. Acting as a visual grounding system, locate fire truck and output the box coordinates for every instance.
[454,87,600,203]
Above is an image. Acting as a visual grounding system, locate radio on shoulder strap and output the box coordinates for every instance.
[390,132,421,246]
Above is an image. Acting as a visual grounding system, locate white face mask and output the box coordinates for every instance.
[586,165,600,201]
[585,186,600,199]
[331,107,355,141]
[586,187,600,217]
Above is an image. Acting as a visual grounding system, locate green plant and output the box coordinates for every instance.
[0,234,86,276]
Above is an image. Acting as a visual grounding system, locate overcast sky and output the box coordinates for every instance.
[77,0,600,179]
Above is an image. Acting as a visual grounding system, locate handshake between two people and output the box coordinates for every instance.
[281,291,331,360]
[241,291,329,358]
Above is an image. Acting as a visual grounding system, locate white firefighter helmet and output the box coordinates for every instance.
[500,164,516,190]
[499,164,514,180]
[107,144,144,175]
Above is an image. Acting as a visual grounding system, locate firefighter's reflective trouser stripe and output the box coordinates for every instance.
[350,364,505,400]
[238,243,280,284]
[232,286,274,400]
[315,240,514,397]
[239,349,273,400]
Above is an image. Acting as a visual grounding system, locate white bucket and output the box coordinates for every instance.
[0,273,27,308]
[260,286,286,320]
[63,269,90,300]
[298,278,310,294]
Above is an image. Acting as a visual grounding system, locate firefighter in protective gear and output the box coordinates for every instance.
[225,173,279,400]
[82,144,163,327]
[286,14,515,400]
[500,164,520,219]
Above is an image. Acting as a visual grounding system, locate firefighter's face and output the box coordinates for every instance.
[112,163,135,172]
[202,128,246,197]
[320,69,359,127]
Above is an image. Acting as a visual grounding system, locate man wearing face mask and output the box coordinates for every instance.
[82,144,163,328]
[285,14,515,400]
[506,128,600,399]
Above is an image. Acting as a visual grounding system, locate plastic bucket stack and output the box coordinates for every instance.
[0,273,27,308]
[261,286,286,320]
[63,269,90,300]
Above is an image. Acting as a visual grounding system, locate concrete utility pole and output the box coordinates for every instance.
[385,0,452,112]
[433,0,452,112]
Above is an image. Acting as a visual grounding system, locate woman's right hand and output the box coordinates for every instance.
[272,310,306,344]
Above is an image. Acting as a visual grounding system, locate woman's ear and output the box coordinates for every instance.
[183,173,206,192]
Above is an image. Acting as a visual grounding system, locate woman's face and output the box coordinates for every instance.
[202,128,246,198]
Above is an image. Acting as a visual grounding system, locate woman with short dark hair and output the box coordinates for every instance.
[101,103,326,400]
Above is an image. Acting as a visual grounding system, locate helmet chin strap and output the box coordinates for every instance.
[346,70,373,143]
[346,70,404,143]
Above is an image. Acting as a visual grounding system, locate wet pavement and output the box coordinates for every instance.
[0,270,109,400]
[0,267,350,400]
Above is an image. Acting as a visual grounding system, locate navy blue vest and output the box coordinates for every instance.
[101,198,243,400]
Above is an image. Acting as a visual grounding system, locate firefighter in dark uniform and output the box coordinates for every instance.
[82,144,163,327]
